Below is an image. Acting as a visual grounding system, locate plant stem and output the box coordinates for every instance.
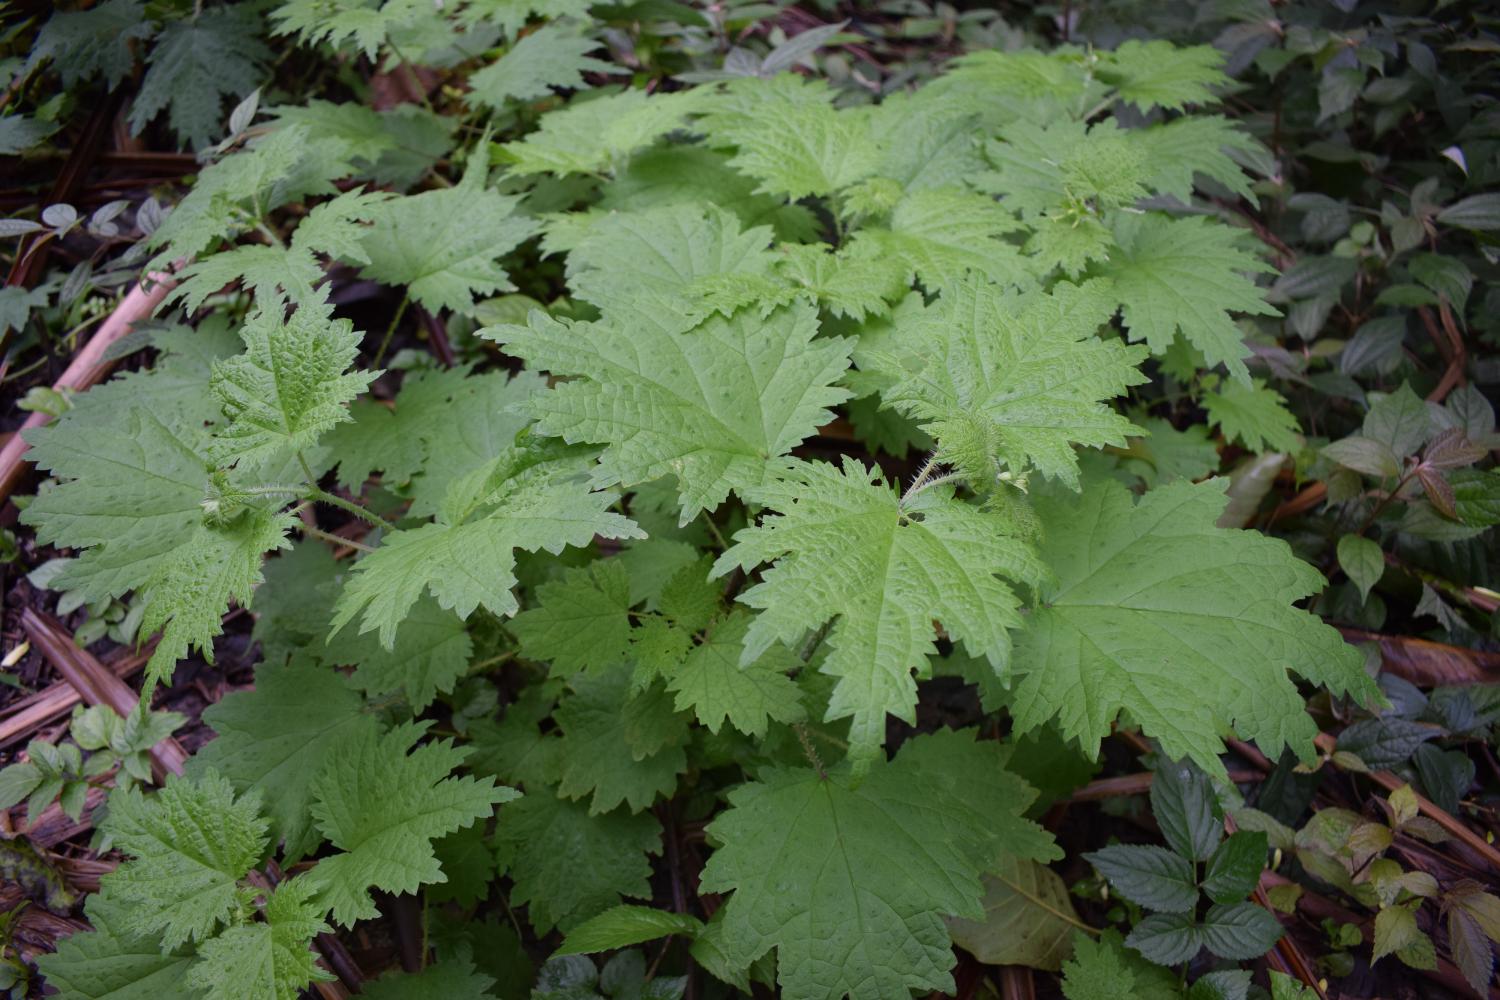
[699,509,729,550]
[372,293,409,368]
[1356,466,1419,537]
[903,454,940,500]
[297,521,375,552]
[297,449,395,530]
[307,488,395,531]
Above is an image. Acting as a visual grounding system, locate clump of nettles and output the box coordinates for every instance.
[10,6,1386,999]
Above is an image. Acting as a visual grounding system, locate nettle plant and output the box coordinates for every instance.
[14,30,1385,1000]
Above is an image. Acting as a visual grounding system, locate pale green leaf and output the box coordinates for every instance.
[100,771,269,949]
[498,793,661,933]
[357,155,539,315]
[700,729,1057,1000]
[1010,476,1378,774]
[332,443,642,646]
[186,878,332,1000]
[193,660,377,862]
[714,458,1045,761]
[1100,215,1279,382]
[309,722,517,926]
[493,299,851,524]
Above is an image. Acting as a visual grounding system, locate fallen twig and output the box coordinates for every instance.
[0,267,178,503]
[18,608,186,780]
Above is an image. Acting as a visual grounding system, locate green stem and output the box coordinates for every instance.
[1356,466,1419,537]
[297,449,396,531]
[372,293,410,368]
[699,509,729,551]
[386,41,437,116]
[307,488,395,531]
[297,521,375,552]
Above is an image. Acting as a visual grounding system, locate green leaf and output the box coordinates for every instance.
[1100,215,1279,383]
[1134,116,1256,202]
[559,202,776,317]
[1448,469,1500,526]
[137,506,295,688]
[357,957,496,1000]
[869,278,1147,489]
[989,118,1149,214]
[1120,418,1220,487]
[129,7,271,148]
[100,771,269,948]
[1201,831,1268,903]
[186,878,332,1000]
[332,443,642,646]
[147,125,356,264]
[209,307,376,471]
[1202,379,1302,454]
[665,611,805,738]
[1437,193,1500,231]
[1061,931,1135,1000]
[322,367,464,493]
[946,855,1085,972]
[510,560,634,677]
[1098,40,1227,112]
[21,408,207,602]
[701,730,1057,1000]
[405,370,546,517]
[467,24,616,109]
[1086,845,1198,913]
[850,188,1031,292]
[1010,476,1376,775]
[1152,757,1221,862]
[357,155,539,315]
[1447,907,1495,997]
[556,906,705,957]
[458,0,595,34]
[715,458,1046,762]
[493,299,851,524]
[270,0,422,59]
[1126,911,1202,965]
[707,90,880,200]
[34,897,201,1000]
[1322,435,1401,478]
[1336,534,1384,602]
[1188,970,1252,1000]
[193,660,378,862]
[554,667,687,814]
[308,722,517,926]
[498,793,661,934]
[331,596,474,710]
[497,88,705,177]
[1199,902,1282,960]
[1268,971,1320,1000]
[1363,383,1432,459]
[30,0,155,89]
